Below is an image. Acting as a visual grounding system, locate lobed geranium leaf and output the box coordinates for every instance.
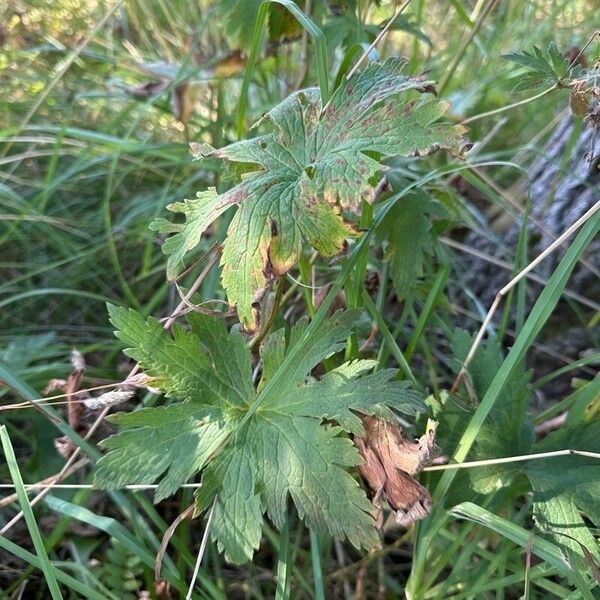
[95,403,229,502]
[442,329,533,495]
[153,58,466,331]
[107,304,252,408]
[502,42,570,91]
[95,307,423,563]
[280,361,422,435]
[377,190,448,299]
[525,389,600,561]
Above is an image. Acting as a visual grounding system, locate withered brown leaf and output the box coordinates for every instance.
[51,350,86,458]
[354,415,439,528]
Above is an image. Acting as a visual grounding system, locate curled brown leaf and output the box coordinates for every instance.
[355,415,439,528]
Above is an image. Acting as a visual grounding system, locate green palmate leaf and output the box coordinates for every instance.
[95,306,422,564]
[532,490,599,563]
[525,383,600,562]
[216,0,262,48]
[502,42,569,91]
[444,330,533,494]
[96,403,230,502]
[279,360,421,435]
[153,58,465,331]
[215,0,306,48]
[377,190,447,299]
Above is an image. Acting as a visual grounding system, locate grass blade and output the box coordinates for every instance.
[451,502,595,599]
[409,207,600,595]
[237,0,329,137]
[0,425,63,600]
[309,529,326,600]
[0,536,113,600]
[404,263,450,360]
[434,208,600,502]
[43,495,226,600]
[0,360,100,458]
[361,288,417,385]
[275,512,292,600]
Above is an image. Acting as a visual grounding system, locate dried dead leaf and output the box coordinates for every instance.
[126,80,170,99]
[355,415,439,528]
[43,378,68,394]
[49,349,86,458]
[171,82,198,124]
[213,50,246,78]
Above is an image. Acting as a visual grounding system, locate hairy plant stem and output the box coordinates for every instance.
[462,84,558,125]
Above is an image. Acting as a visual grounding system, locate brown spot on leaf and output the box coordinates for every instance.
[223,185,250,206]
[403,100,416,116]
[360,114,380,128]
[323,188,338,208]
[354,415,439,528]
[323,104,337,125]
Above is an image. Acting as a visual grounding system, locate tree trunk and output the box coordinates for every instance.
[456,115,600,398]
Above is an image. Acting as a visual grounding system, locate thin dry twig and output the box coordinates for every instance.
[450,303,597,377]
[346,0,413,81]
[469,166,600,281]
[333,540,353,600]
[1,377,156,413]
[438,0,501,94]
[0,483,201,490]
[186,499,216,600]
[165,248,223,322]
[441,236,600,312]
[534,413,567,436]
[2,448,597,491]
[155,504,195,583]
[326,536,409,582]
[423,448,600,472]
[0,402,114,535]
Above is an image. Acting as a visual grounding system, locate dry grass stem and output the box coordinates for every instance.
[452,199,600,392]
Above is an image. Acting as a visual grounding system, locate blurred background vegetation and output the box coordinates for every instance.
[1,0,599,598]
[1,0,595,341]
